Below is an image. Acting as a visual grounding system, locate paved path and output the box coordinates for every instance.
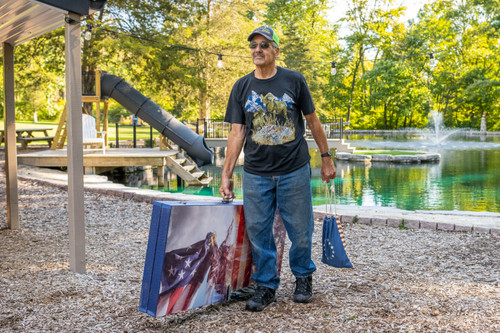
[16,164,500,235]
[313,204,500,234]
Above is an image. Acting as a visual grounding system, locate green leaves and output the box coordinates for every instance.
[1,0,498,131]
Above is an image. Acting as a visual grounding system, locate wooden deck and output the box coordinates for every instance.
[16,148,209,186]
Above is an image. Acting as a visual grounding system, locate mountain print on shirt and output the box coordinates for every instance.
[245,91,295,145]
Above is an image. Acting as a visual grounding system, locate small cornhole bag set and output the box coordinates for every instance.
[321,183,353,268]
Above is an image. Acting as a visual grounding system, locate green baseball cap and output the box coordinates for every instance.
[248,26,279,47]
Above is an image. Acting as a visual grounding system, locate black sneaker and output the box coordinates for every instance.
[245,286,276,312]
[293,276,313,303]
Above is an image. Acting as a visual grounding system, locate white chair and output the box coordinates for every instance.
[82,113,106,154]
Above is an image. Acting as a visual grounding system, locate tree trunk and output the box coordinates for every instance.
[81,10,105,115]
[347,46,364,124]
[198,80,209,119]
[198,0,212,120]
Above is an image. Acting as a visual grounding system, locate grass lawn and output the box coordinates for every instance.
[0,121,58,132]
[0,120,163,142]
[106,124,162,141]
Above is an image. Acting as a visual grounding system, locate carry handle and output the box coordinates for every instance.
[324,181,337,217]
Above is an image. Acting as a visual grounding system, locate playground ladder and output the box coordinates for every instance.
[160,136,211,186]
[164,151,212,186]
[51,106,68,150]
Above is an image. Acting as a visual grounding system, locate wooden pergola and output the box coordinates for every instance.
[1,0,107,273]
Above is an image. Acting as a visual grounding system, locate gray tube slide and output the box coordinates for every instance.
[100,72,214,166]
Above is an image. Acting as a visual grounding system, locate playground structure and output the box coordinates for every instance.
[47,70,212,185]
[51,70,109,152]
[100,71,214,166]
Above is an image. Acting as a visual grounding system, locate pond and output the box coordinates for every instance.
[104,133,500,213]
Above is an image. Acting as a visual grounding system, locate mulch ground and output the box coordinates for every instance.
[1,157,499,332]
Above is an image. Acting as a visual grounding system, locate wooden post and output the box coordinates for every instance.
[95,69,101,132]
[103,99,109,147]
[95,97,101,132]
[158,165,165,187]
[65,13,86,273]
[3,42,19,230]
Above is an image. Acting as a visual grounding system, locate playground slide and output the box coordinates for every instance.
[100,72,214,166]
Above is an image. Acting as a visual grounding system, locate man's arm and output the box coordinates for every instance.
[219,123,245,200]
[304,112,336,182]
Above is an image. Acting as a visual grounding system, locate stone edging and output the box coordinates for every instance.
[17,175,499,236]
[313,212,500,236]
[344,129,500,136]
[335,152,441,163]
[16,176,226,204]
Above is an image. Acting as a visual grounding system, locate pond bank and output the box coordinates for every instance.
[344,129,500,136]
[12,163,500,233]
[335,151,441,163]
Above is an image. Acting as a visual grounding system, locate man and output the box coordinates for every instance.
[219,26,336,312]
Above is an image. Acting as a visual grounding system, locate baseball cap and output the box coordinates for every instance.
[248,26,279,47]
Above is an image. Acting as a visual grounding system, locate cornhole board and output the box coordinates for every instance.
[139,201,286,317]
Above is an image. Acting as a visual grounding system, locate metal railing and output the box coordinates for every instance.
[113,123,156,148]
[309,118,344,139]
[111,117,346,148]
[196,118,345,139]
[196,119,231,138]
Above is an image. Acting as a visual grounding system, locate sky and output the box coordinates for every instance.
[327,0,431,36]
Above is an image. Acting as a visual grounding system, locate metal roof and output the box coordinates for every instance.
[0,0,67,47]
[0,0,106,47]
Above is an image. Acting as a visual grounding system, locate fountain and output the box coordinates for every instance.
[342,111,500,151]
[427,110,461,145]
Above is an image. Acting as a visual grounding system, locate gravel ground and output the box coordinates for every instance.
[1,158,499,332]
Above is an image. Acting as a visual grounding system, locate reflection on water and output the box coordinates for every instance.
[105,135,500,213]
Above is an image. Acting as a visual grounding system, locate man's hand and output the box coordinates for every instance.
[219,123,245,201]
[321,156,336,183]
[304,112,337,183]
[219,177,235,201]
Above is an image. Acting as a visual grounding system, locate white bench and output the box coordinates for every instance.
[82,114,106,154]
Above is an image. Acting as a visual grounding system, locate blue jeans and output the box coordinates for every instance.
[243,163,316,290]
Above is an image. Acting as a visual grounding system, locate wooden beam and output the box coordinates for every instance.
[65,13,86,273]
[103,99,109,146]
[2,42,19,230]
[81,96,100,103]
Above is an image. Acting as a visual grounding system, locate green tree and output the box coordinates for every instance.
[340,0,405,124]
[12,29,65,120]
[265,0,339,115]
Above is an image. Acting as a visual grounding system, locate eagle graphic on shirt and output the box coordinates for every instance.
[244,91,295,145]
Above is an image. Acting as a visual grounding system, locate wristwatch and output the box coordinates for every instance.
[321,151,332,158]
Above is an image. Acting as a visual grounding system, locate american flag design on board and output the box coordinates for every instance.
[157,232,217,315]
[140,202,287,317]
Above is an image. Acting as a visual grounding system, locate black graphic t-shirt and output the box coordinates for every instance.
[225,66,315,176]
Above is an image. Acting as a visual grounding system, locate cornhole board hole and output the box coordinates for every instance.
[139,201,286,317]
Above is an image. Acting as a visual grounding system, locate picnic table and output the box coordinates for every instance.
[0,127,54,149]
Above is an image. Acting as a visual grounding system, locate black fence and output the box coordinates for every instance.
[112,117,345,148]
[196,118,345,139]
[195,119,232,138]
[113,123,156,148]
[310,118,345,139]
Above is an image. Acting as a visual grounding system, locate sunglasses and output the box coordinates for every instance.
[249,41,272,49]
